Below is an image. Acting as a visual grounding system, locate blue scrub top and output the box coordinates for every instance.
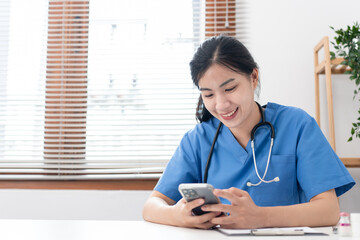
[155,102,355,207]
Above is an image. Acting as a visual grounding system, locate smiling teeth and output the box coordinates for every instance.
[223,108,237,117]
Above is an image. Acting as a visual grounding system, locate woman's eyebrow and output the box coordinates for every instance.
[199,78,235,91]
[219,78,235,88]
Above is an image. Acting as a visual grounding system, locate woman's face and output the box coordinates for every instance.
[198,64,258,130]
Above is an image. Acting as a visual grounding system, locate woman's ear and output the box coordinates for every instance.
[251,69,259,89]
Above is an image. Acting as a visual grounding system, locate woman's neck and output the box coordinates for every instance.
[229,102,262,149]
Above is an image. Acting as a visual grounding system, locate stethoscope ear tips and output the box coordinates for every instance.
[274,177,280,182]
[246,182,252,187]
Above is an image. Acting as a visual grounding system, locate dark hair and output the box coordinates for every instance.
[190,35,259,122]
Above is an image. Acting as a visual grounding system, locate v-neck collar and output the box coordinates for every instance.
[210,102,277,165]
[210,118,251,165]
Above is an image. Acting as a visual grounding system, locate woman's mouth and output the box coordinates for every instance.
[221,107,238,120]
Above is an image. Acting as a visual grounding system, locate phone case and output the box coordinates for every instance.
[178,183,220,215]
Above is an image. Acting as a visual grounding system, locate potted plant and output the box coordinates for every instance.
[330,22,360,141]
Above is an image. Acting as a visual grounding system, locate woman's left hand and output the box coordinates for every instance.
[201,187,266,229]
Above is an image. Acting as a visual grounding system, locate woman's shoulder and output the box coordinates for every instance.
[188,117,219,134]
[184,117,220,142]
[267,102,312,122]
[177,117,219,155]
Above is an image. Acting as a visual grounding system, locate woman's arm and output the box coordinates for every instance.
[202,188,339,229]
[262,189,339,227]
[142,190,221,229]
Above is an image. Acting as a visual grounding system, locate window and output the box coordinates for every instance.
[0,0,246,185]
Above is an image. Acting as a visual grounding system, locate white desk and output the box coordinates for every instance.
[0,219,358,240]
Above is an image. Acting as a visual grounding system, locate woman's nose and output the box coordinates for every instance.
[215,94,230,110]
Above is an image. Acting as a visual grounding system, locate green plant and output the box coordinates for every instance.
[330,22,360,141]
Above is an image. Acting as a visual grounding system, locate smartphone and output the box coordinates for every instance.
[178,183,220,216]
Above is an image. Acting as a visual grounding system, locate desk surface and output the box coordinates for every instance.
[0,219,357,240]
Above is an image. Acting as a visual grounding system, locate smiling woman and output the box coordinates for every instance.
[142,35,355,230]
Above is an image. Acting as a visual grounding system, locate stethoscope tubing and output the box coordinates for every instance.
[203,122,222,184]
[203,102,279,186]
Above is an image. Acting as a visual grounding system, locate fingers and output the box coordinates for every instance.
[193,211,221,223]
[178,188,252,229]
[194,221,217,229]
[183,198,204,213]
[176,197,224,229]
[214,187,249,204]
[201,203,232,215]
[201,188,253,216]
[209,214,233,225]
[186,212,220,229]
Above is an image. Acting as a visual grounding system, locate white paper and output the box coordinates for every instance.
[217,227,327,236]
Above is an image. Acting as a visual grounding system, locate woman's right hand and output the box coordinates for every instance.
[170,198,221,229]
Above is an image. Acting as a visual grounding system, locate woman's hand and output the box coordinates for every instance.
[201,187,266,229]
[170,198,222,229]
[200,188,340,229]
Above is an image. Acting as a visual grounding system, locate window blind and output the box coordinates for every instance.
[0,0,247,180]
[204,0,248,44]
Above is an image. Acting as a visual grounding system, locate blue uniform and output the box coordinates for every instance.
[155,102,355,206]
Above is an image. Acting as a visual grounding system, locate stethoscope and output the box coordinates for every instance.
[203,102,280,187]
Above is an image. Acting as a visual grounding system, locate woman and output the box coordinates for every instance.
[142,35,355,229]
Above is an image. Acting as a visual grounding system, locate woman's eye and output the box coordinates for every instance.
[225,86,236,92]
[204,93,213,98]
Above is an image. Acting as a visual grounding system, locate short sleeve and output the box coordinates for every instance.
[296,117,355,201]
[154,132,202,202]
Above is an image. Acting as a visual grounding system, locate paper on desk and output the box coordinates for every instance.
[217,227,328,236]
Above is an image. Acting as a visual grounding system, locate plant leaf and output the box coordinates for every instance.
[330,52,335,59]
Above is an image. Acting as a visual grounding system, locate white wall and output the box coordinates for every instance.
[247,0,359,212]
[247,0,359,113]
[247,0,360,156]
